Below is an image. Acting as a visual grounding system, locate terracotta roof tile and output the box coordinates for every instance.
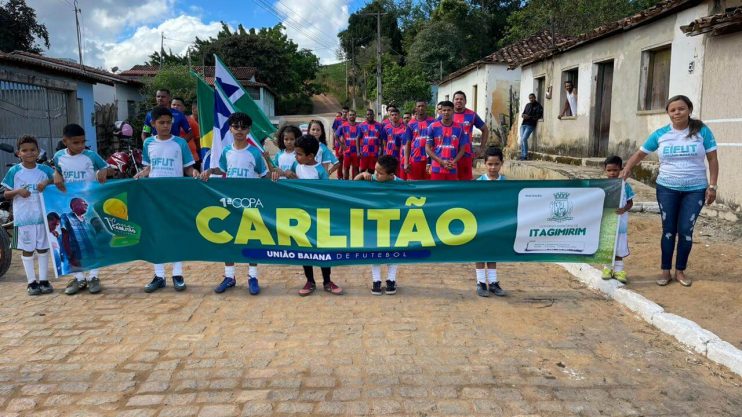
[0,51,141,85]
[680,6,742,36]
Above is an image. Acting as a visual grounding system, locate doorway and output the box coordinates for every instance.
[591,61,614,157]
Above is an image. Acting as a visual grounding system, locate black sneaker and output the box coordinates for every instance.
[489,282,506,297]
[39,280,53,294]
[172,275,186,291]
[144,276,166,293]
[476,282,489,297]
[27,282,41,296]
[385,280,397,295]
[371,281,382,295]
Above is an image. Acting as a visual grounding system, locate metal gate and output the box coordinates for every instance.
[0,80,68,176]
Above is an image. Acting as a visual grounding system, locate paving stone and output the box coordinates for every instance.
[197,405,238,417]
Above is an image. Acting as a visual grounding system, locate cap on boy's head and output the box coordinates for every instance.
[151,106,173,121]
[377,155,399,175]
[227,112,252,127]
[17,134,38,150]
[438,100,454,109]
[604,155,623,168]
[485,146,504,161]
[296,134,319,157]
[62,123,85,138]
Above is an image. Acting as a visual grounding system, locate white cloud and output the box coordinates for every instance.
[274,0,349,64]
[94,15,224,71]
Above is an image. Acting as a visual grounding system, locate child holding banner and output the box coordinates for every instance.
[52,123,112,295]
[602,155,634,283]
[354,155,403,295]
[475,147,506,297]
[2,135,55,295]
[272,135,344,296]
[201,112,268,295]
[308,120,340,177]
[135,106,199,293]
[273,125,301,178]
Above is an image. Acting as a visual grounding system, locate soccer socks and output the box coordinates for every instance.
[387,265,398,282]
[371,265,382,282]
[614,260,624,272]
[88,268,99,279]
[74,272,85,282]
[487,269,498,284]
[248,265,258,278]
[22,255,36,284]
[224,265,235,278]
[37,252,49,282]
[172,262,183,276]
[154,264,166,278]
[475,268,486,284]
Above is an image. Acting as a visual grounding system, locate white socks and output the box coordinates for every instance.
[475,269,486,284]
[74,272,85,282]
[224,265,235,278]
[22,255,36,284]
[372,265,397,282]
[248,265,258,278]
[487,269,498,283]
[155,262,183,277]
[614,260,624,272]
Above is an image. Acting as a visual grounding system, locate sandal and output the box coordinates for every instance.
[676,272,692,287]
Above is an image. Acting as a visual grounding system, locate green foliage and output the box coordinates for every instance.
[145,50,189,67]
[338,0,403,59]
[0,0,49,53]
[316,63,348,105]
[407,21,466,81]
[377,63,431,108]
[503,0,660,46]
[142,65,196,106]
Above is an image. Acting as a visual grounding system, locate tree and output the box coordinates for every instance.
[145,49,189,67]
[0,0,49,53]
[375,63,431,111]
[407,21,466,81]
[338,0,403,59]
[503,0,660,46]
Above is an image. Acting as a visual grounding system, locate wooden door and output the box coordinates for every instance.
[591,62,613,157]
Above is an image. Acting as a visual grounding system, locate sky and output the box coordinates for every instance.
[27,0,366,72]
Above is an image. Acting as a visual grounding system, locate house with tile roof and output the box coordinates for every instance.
[436,31,569,142]
[119,65,276,118]
[509,0,742,206]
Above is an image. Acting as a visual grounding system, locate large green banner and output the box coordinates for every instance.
[41,178,622,275]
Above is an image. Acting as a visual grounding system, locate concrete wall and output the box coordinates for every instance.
[93,83,144,121]
[518,2,710,159]
[76,82,97,152]
[699,31,742,207]
[260,88,275,119]
[437,64,521,137]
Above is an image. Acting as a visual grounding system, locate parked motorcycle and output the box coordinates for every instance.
[107,121,143,178]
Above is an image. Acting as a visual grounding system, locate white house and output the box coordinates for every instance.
[513,0,742,206]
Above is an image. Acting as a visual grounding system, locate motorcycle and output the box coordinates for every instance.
[107,121,143,179]
[0,142,54,278]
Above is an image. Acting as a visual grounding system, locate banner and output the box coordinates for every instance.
[41,178,622,276]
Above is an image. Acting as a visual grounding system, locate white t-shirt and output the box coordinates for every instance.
[640,124,717,191]
[142,136,195,178]
[53,149,109,183]
[273,150,297,173]
[1,163,55,227]
[218,144,268,178]
[289,162,329,179]
[566,91,577,116]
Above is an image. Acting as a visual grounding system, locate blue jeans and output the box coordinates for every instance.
[656,184,706,271]
[520,124,535,160]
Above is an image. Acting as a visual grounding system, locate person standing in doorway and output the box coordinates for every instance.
[558,81,577,119]
[520,93,543,160]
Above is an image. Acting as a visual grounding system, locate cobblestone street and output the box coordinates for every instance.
[0,258,740,416]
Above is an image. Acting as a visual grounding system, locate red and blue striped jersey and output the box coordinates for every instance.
[453,109,485,157]
[408,116,435,162]
[425,121,469,174]
[334,122,362,156]
[382,122,412,158]
[331,117,345,150]
[359,122,386,157]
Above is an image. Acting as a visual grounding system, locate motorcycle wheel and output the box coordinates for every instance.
[0,228,12,278]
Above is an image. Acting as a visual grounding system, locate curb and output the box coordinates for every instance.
[558,262,742,377]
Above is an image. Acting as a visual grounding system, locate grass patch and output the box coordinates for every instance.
[316,62,347,105]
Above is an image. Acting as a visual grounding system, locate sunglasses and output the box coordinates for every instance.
[230,124,250,130]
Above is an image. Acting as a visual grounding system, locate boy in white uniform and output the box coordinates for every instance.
[603,155,634,283]
[200,112,268,294]
[2,135,55,295]
[135,106,199,292]
[53,123,112,294]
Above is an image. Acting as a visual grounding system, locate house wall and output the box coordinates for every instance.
[93,83,144,121]
[518,2,710,159]
[76,82,97,152]
[260,89,275,119]
[700,31,742,207]
[437,64,521,137]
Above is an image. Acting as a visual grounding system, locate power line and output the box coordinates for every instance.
[252,0,338,51]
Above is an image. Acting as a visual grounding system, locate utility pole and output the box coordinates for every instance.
[160,32,165,69]
[73,0,83,68]
[439,61,443,81]
[351,39,357,110]
[361,12,387,116]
